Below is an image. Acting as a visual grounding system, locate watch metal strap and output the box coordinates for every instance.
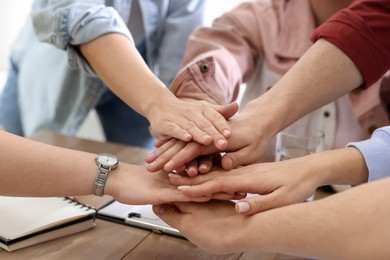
[93,165,110,196]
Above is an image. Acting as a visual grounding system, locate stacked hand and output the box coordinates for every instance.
[167,159,319,215]
[107,164,246,205]
[146,98,239,149]
[145,108,272,175]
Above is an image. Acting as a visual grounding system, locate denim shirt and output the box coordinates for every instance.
[10,0,205,136]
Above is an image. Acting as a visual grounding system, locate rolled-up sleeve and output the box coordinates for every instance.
[311,0,390,88]
[348,126,390,182]
[31,0,132,76]
[170,2,263,104]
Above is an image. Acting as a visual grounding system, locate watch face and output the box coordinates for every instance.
[97,153,119,167]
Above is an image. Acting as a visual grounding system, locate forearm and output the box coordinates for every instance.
[300,147,368,187]
[244,38,363,137]
[79,33,174,118]
[241,178,390,259]
[0,131,96,196]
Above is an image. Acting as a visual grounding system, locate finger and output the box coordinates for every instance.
[209,192,246,201]
[147,140,186,172]
[215,102,239,122]
[201,108,229,150]
[189,196,212,203]
[151,122,193,142]
[235,191,288,215]
[154,138,169,148]
[177,175,247,197]
[145,139,176,163]
[163,142,213,172]
[198,155,213,174]
[186,159,199,177]
[221,147,257,170]
[206,103,239,141]
[168,171,218,186]
[182,120,213,145]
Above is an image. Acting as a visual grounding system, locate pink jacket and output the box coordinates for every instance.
[170,0,389,156]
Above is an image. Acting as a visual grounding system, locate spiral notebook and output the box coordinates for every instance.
[0,196,96,252]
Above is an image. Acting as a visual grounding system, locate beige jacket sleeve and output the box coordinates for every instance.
[170,2,267,105]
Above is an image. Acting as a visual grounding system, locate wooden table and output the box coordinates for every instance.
[0,131,321,260]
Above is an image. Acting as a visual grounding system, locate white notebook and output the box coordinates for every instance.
[0,196,96,252]
[97,201,182,237]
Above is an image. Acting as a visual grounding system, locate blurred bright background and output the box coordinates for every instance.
[0,0,247,141]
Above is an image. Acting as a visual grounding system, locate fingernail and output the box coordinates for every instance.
[223,129,231,137]
[187,169,198,177]
[237,192,246,196]
[202,134,212,142]
[224,157,233,169]
[217,138,227,147]
[199,165,208,172]
[168,173,182,178]
[146,151,156,159]
[178,185,192,190]
[236,202,250,213]
[148,161,159,169]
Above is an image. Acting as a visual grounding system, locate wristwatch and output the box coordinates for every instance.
[94,153,119,196]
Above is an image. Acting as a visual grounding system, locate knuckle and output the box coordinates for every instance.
[184,122,196,131]
[252,198,265,212]
[164,123,176,132]
[198,119,212,128]
[213,176,226,190]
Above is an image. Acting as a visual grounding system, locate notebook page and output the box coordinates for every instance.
[0,197,94,239]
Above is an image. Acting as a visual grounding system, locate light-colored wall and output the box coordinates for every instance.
[0,0,246,141]
[0,1,33,90]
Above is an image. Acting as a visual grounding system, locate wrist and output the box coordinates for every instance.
[239,101,276,141]
[307,148,368,187]
[142,89,176,120]
[103,168,119,198]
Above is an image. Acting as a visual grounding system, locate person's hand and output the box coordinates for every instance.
[168,159,321,215]
[106,164,245,205]
[218,109,271,170]
[105,164,209,205]
[145,138,218,175]
[146,98,239,150]
[145,109,272,173]
[153,200,248,255]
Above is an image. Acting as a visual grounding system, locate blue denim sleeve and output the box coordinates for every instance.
[157,0,205,85]
[31,0,132,76]
[347,126,390,182]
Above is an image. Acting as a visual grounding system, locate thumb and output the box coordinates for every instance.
[235,194,282,215]
[215,102,239,120]
[221,149,255,170]
[153,204,182,229]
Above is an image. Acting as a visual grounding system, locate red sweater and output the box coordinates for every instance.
[312,0,390,87]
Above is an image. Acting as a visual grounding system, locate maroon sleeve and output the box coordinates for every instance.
[312,0,390,87]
